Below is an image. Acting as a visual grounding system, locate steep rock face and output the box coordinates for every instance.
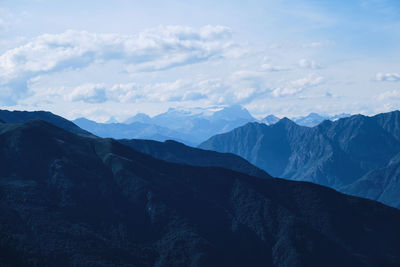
[1,120,400,266]
[119,139,272,179]
[199,111,400,208]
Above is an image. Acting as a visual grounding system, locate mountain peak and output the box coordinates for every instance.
[262,114,280,125]
[276,117,297,127]
[211,105,255,121]
[293,113,327,127]
[106,116,119,124]
[124,113,152,124]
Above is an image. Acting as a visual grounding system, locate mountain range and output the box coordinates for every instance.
[74,105,257,145]
[290,113,351,127]
[199,110,400,209]
[74,117,196,145]
[74,106,351,145]
[1,119,400,266]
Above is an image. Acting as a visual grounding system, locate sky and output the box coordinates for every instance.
[0,0,400,121]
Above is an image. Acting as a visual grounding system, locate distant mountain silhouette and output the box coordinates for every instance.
[119,139,272,179]
[128,105,258,144]
[292,113,351,127]
[75,105,257,145]
[330,113,352,121]
[0,109,93,137]
[261,114,280,125]
[260,113,351,127]
[74,117,195,145]
[199,111,400,208]
[292,113,327,127]
[1,120,400,266]
[124,112,152,124]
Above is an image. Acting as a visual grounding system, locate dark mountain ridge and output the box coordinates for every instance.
[1,120,400,266]
[119,139,272,179]
[0,109,93,137]
[199,111,400,208]
[0,109,272,180]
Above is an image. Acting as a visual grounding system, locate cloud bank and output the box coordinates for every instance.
[0,25,233,104]
[376,73,400,82]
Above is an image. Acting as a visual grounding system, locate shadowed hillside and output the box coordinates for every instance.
[0,120,400,266]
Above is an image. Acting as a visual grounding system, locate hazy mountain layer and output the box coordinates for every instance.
[263,113,352,127]
[74,106,257,145]
[74,117,196,145]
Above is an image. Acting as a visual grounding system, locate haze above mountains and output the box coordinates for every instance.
[73,105,351,146]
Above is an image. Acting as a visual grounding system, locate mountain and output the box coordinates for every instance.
[262,115,280,125]
[261,113,352,127]
[343,153,400,209]
[0,109,93,137]
[209,104,255,121]
[123,105,257,144]
[119,139,272,179]
[330,113,352,121]
[292,113,328,127]
[105,116,119,123]
[1,120,400,266]
[291,113,352,127]
[73,117,195,145]
[76,106,258,146]
[199,111,400,208]
[124,113,152,124]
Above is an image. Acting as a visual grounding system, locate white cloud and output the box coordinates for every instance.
[261,63,290,72]
[62,71,267,106]
[68,83,107,103]
[302,41,335,48]
[108,83,144,103]
[378,90,400,100]
[290,76,324,88]
[298,59,322,69]
[66,79,210,104]
[271,76,324,97]
[0,25,234,104]
[0,8,13,33]
[271,87,303,97]
[376,72,400,82]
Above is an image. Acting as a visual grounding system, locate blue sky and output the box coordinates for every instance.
[1,0,399,121]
